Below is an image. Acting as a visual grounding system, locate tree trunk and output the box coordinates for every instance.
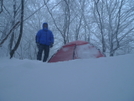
[9,0,17,52]
[10,0,24,58]
[0,0,3,13]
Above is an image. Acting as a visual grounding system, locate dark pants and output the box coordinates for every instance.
[37,44,50,62]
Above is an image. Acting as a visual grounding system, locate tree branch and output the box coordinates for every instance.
[0,21,20,46]
[0,0,3,13]
[43,0,63,37]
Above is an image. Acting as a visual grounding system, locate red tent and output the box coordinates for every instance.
[48,40,105,63]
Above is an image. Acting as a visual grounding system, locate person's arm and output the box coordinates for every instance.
[36,30,41,43]
[50,31,54,47]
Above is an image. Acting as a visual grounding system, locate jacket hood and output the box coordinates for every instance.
[42,22,48,30]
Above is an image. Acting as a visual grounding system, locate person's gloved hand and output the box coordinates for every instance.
[36,43,40,47]
[50,44,53,48]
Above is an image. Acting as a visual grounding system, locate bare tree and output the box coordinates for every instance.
[10,0,24,58]
[8,0,21,52]
[92,0,134,56]
[93,0,106,53]
[61,0,73,44]
[81,0,91,42]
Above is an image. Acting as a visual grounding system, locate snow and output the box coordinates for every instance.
[0,54,134,101]
[76,44,99,58]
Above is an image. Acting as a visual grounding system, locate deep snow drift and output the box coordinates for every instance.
[0,54,134,101]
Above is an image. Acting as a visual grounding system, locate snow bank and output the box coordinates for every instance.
[0,54,134,101]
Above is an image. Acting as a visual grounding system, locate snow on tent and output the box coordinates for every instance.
[48,40,104,63]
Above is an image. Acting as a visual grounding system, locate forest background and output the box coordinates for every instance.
[0,0,134,59]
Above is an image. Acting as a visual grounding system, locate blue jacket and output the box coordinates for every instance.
[36,23,54,46]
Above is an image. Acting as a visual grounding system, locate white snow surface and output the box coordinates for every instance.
[76,44,99,58]
[0,54,134,101]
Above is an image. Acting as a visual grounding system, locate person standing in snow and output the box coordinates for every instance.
[36,22,54,62]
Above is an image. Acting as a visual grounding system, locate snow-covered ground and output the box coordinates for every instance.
[0,54,134,101]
